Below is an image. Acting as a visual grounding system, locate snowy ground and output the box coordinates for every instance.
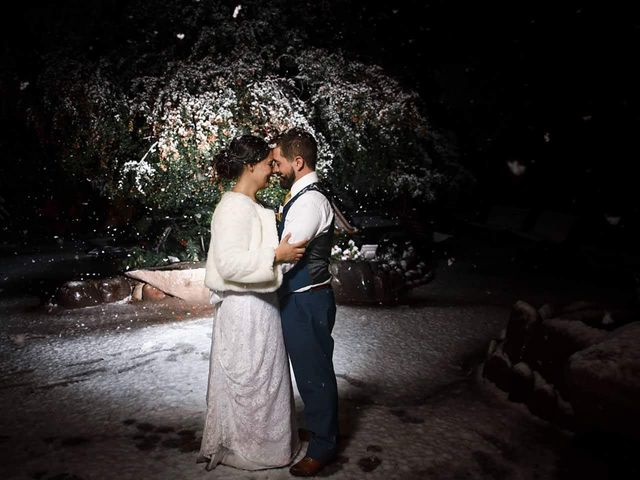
[0,235,636,479]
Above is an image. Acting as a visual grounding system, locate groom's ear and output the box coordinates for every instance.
[294,156,304,171]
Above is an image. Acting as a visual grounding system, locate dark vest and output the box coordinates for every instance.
[277,183,335,295]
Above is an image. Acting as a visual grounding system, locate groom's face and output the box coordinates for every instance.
[272,146,296,190]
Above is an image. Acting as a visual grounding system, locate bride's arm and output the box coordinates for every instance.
[211,200,278,284]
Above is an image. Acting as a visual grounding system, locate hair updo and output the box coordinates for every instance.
[214,134,271,180]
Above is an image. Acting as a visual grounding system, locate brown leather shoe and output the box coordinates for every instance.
[298,428,312,442]
[289,456,326,477]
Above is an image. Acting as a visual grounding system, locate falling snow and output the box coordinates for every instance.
[2,239,630,479]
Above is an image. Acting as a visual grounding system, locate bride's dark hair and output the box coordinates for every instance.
[214,134,270,180]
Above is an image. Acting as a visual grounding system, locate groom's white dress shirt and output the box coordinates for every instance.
[279,172,334,292]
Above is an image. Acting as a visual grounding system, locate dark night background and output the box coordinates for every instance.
[2,3,640,479]
[1,0,639,256]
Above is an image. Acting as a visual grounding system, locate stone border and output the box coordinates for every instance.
[482,300,640,441]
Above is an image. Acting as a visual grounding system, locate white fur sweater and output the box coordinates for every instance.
[204,191,282,293]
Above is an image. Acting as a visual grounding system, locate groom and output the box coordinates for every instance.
[272,127,339,477]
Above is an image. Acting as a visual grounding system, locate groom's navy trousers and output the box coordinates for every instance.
[277,181,338,462]
[280,286,338,462]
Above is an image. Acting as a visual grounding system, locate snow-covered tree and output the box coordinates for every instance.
[26,0,465,267]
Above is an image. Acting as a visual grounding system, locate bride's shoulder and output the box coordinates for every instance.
[218,191,252,205]
[214,192,256,218]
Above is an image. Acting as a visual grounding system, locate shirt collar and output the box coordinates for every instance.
[290,171,319,198]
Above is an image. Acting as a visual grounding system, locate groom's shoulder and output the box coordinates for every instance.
[300,184,329,200]
[304,182,334,203]
[293,187,333,216]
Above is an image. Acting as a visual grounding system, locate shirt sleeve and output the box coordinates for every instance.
[211,199,278,284]
[280,191,332,274]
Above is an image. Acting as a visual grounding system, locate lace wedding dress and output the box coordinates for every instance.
[198,291,299,470]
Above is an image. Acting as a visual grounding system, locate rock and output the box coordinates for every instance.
[509,362,533,403]
[483,343,512,392]
[93,276,132,303]
[131,281,144,301]
[56,280,102,308]
[595,308,638,330]
[545,301,635,332]
[126,262,209,304]
[142,283,167,301]
[487,339,497,356]
[559,300,601,315]
[373,272,404,305]
[567,321,640,441]
[538,303,557,320]
[555,394,576,431]
[535,318,608,392]
[521,320,546,368]
[498,328,506,341]
[330,261,373,304]
[559,307,609,329]
[330,260,405,305]
[526,371,557,423]
[487,299,637,437]
[503,300,540,363]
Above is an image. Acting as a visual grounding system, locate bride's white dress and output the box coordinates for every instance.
[198,291,299,470]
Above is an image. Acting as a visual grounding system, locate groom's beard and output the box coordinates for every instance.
[279,171,295,190]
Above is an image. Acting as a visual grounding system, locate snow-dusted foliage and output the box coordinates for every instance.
[28,1,463,266]
[332,239,363,261]
[287,48,451,205]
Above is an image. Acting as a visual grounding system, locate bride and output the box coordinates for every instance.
[198,134,306,470]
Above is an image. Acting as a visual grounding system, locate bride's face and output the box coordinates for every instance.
[250,152,274,189]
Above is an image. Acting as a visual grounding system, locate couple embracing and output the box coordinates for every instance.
[197,128,339,477]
